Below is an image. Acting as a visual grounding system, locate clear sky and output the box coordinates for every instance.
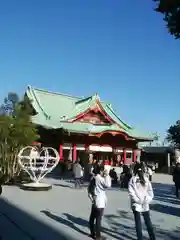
[0,0,179,140]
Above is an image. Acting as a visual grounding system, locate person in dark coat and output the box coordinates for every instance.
[109,168,118,184]
[120,165,132,188]
[173,162,180,198]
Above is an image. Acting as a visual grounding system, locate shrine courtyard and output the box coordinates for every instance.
[0,174,180,240]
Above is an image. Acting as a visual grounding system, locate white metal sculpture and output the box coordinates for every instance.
[18,146,59,184]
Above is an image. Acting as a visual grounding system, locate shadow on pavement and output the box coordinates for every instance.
[53,183,73,188]
[151,203,180,217]
[105,210,180,240]
[154,195,180,205]
[156,227,180,240]
[0,197,75,240]
[153,182,173,196]
[42,209,180,240]
[152,182,180,205]
[151,182,180,217]
[41,210,88,236]
[42,210,137,240]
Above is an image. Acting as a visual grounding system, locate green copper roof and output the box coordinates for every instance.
[26,86,154,141]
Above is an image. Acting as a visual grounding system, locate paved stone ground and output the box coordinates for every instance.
[0,174,180,239]
[0,212,30,240]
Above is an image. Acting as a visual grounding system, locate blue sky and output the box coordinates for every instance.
[0,0,179,140]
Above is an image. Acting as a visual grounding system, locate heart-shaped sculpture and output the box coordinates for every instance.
[18,146,59,183]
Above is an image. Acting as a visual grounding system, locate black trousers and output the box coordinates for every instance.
[175,182,180,198]
[74,178,81,188]
[89,204,104,238]
[133,210,156,240]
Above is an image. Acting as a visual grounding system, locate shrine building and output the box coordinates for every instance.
[26,86,154,166]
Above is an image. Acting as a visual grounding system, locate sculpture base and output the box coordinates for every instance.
[20,182,52,191]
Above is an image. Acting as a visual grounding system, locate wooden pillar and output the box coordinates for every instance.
[59,144,63,161]
[85,144,89,152]
[133,150,136,162]
[136,149,141,163]
[73,144,77,162]
[123,149,126,165]
[167,152,171,174]
[109,159,113,166]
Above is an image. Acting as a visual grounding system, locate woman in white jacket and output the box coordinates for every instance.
[128,163,156,240]
[88,165,111,240]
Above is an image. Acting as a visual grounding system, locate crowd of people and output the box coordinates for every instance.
[86,161,155,240]
[72,159,153,189]
[59,159,180,240]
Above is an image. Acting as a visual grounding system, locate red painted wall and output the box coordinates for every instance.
[62,133,137,149]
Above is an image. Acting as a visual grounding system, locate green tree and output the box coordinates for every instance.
[0,93,39,184]
[148,132,160,146]
[0,92,19,116]
[154,0,180,39]
[154,132,160,146]
[166,120,180,146]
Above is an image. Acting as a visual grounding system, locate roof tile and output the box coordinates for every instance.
[26,86,153,141]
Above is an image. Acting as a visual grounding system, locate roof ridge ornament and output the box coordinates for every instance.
[91,93,100,102]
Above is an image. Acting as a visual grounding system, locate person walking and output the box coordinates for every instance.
[73,160,83,188]
[128,163,156,240]
[173,161,180,198]
[88,165,111,240]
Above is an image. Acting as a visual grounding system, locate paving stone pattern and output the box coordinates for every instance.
[1,174,180,240]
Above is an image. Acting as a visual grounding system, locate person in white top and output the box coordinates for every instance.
[73,160,83,188]
[88,165,111,240]
[128,163,156,240]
